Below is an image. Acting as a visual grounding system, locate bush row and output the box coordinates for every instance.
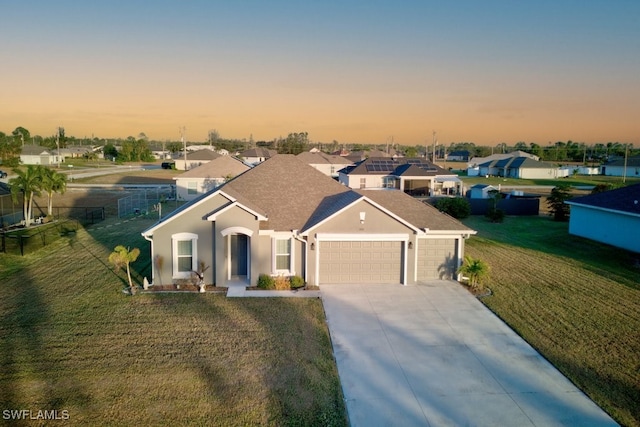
[257,274,306,290]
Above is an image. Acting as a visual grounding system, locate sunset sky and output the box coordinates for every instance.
[2,1,639,146]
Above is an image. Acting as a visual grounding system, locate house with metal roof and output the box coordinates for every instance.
[566,184,640,253]
[477,156,565,179]
[141,155,475,288]
[338,157,462,196]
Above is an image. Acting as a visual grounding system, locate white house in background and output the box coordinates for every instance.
[566,183,640,253]
[467,151,540,176]
[174,149,221,171]
[476,156,565,179]
[559,165,600,176]
[174,156,250,201]
[20,145,64,165]
[296,151,353,178]
[239,148,277,165]
[468,184,498,199]
[601,155,640,178]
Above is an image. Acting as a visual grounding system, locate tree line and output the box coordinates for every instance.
[1,126,637,166]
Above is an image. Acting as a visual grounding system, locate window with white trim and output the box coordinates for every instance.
[172,233,198,278]
[187,181,198,195]
[272,238,293,274]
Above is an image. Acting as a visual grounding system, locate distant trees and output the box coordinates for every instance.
[116,137,154,162]
[0,131,21,166]
[277,132,309,155]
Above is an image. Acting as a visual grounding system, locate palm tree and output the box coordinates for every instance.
[41,167,67,217]
[108,245,141,294]
[9,165,43,227]
[457,256,490,291]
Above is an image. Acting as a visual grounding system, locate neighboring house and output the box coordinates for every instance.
[601,155,640,178]
[468,184,498,199]
[58,146,96,159]
[467,151,539,176]
[174,149,221,171]
[174,156,251,201]
[560,165,600,176]
[141,155,475,288]
[296,151,352,178]
[476,156,565,179]
[19,145,64,165]
[566,184,640,253]
[447,150,470,162]
[239,148,277,165]
[344,149,393,163]
[338,157,462,196]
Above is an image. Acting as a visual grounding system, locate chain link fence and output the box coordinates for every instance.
[117,186,175,218]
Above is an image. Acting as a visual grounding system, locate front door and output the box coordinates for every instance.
[230,234,248,277]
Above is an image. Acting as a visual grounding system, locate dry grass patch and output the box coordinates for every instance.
[462,215,640,427]
[0,217,347,426]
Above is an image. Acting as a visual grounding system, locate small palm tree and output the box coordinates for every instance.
[108,245,141,293]
[457,256,490,291]
[41,167,68,217]
[9,165,43,227]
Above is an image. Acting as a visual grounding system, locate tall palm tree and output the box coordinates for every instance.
[41,167,67,216]
[9,165,43,227]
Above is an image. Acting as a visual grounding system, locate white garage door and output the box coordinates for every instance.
[319,241,402,284]
[416,238,457,280]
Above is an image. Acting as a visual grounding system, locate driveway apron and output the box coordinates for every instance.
[321,281,617,427]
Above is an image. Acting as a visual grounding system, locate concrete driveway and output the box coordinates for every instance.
[321,281,617,427]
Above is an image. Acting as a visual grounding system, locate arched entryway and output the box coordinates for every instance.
[220,227,253,283]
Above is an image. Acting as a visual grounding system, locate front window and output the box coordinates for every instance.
[272,237,294,274]
[383,176,396,188]
[187,181,198,195]
[172,233,198,278]
[359,177,366,189]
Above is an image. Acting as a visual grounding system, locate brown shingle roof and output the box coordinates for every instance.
[175,156,250,179]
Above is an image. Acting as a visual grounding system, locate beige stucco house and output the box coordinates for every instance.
[174,156,251,201]
[141,155,475,288]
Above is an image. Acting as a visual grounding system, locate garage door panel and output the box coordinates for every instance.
[417,238,457,280]
[319,240,402,284]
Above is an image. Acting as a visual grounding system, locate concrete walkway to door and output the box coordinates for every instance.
[321,281,617,427]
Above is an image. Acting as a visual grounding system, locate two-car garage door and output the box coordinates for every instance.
[319,241,402,284]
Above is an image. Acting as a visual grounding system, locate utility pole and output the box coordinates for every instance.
[180,126,187,170]
[623,143,628,183]
[432,130,437,163]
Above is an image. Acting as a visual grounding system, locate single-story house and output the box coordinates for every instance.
[239,148,277,165]
[477,156,565,179]
[447,150,470,162]
[58,145,97,159]
[338,157,463,196]
[174,149,221,171]
[467,151,539,176]
[296,151,353,178]
[601,155,640,178]
[20,145,64,165]
[566,183,640,253]
[141,155,476,288]
[174,156,251,201]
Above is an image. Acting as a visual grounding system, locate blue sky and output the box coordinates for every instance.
[2,1,639,145]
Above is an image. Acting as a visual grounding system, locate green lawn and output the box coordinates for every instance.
[462,215,640,427]
[0,216,347,426]
[459,174,640,188]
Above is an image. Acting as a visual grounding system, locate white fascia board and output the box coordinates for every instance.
[141,189,230,236]
[206,201,267,221]
[300,196,421,236]
[315,233,409,241]
[565,202,640,218]
[419,230,477,237]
